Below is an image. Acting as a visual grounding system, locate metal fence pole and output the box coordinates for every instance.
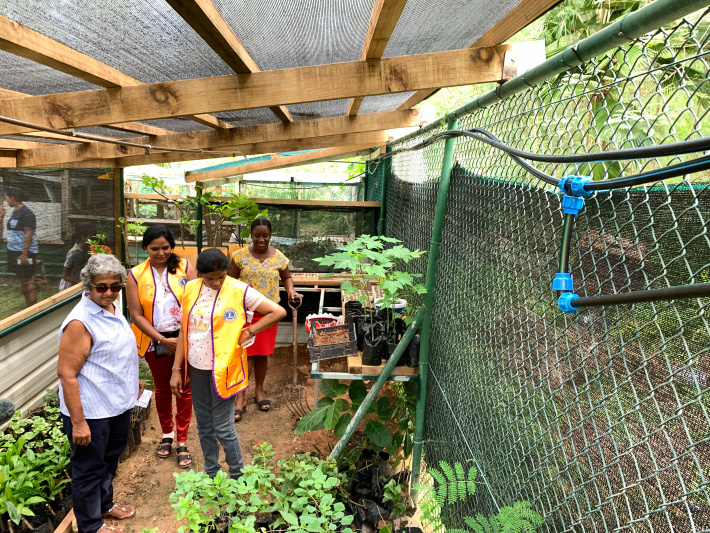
[410,116,459,491]
[377,147,391,236]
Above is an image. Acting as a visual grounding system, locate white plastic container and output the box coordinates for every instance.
[374,298,407,314]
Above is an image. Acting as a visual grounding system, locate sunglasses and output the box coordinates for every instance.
[91,283,125,293]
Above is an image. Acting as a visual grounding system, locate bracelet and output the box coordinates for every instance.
[157,336,164,345]
[172,367,182,371]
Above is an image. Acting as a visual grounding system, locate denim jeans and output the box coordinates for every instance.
[188,364,243,478]
[63,410,131,533]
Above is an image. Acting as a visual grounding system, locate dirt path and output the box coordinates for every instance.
[109,345,345,533]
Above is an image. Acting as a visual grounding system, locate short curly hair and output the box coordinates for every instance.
[79,254,127,289]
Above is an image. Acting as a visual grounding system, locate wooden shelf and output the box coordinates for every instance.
[347,353,418,376]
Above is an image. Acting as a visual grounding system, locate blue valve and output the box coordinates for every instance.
[553,273,574,292]
[558,292,580,313]
[558,175,592,197]
[561,195,585,215]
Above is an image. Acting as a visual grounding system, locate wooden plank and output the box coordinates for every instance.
[0,150,16,167]
[186,145,382,182]
[0,14,229,133]
[125,192,183,200]
[53,508,76,533]
[348,0,409,116]
[0,87,25,99]
[113,132,388,169]
[0,138,56,150]
[165,0,292,123]
[251,199,380,208]
[103,122,176,136]
[0,46,510,136]
[348,354,418,376]
[0,88,175,137]
[187,113,234,130]
[0,285,83,331]
[17,110,417,168]
[398,0,561,110]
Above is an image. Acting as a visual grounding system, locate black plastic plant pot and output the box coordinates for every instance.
[355,481,374,501]
[362,334,384,365]
[406,332,421,367]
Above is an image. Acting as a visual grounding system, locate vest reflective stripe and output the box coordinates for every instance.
[130,258,189,357]
[182,277,249,399]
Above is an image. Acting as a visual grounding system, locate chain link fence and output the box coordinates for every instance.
[381,8,710,532]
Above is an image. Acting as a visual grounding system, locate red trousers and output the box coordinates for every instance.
[144,349,192,442]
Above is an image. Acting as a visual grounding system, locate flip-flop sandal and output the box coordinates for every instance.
[156,437,173,458]
[234,403,247,422]
[176,446,192,469]
[102,504,135,520]
[254,398,271,411]
[97,525,123,533]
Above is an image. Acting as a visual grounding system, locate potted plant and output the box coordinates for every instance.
[314,236,426,366]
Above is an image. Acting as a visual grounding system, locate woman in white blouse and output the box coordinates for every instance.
[126,226,196,468]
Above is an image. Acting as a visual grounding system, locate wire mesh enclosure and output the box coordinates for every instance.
[0,168,116,322]
[381,8,710,532]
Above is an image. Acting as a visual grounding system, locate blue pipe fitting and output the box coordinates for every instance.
[558,175,592,197]
[570,176,593,197]
[561,195,585,215]
[558,292,580,313]
[553,272,574,292]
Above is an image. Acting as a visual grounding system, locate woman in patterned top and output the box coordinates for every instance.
[229,218,302,421]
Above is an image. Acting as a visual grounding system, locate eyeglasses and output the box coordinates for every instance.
[91,283,125,293]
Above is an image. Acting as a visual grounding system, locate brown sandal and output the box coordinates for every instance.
[102,504,135,520]
[97,525,123,533]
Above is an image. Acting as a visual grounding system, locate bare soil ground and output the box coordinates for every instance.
[108,344,348,533]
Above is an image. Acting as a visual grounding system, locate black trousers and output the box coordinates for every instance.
[62,410,131,533]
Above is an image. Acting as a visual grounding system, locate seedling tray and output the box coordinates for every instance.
[308,323,357,362]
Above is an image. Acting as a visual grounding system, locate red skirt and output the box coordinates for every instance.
[247,312,278,356]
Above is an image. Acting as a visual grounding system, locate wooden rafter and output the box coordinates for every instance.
[0,86,175,137]
[397,0,562,110]
[186,145,379,182]
[0,14,229,131]
[16,110,417,167]
[112,130,389,168]
[165,0,293,123]
[0,138,56,150]
[0,46,511,136]
[347,0,409,116]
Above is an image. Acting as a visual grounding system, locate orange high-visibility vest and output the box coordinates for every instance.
[129,258,189,357]
[181,277,249,399]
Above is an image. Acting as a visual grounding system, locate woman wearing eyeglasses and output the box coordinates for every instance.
[57,254,144,533]
[126,226,196,468]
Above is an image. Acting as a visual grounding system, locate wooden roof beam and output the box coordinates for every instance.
[347,0,409,116]
[114,130,389,168]
[398,0,561,110]
[0,46,510,136]
[166,0,293,123]
[0,14,229,132]
[187,145,379,182]
[0,85,175,137]
[16,109,417,167]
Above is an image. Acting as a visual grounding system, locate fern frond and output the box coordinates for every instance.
[429,467,447,486]
[455,461,465,481]
[464,514,494,533]
[440,461,456,483]
[468,466,478,482]
[436,484,448,507]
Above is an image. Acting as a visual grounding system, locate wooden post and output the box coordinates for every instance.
[113,168,122,261]
[61,170,70,242]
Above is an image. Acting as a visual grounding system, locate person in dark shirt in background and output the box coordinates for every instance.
[60,224,94,292]
[4,187,38,308]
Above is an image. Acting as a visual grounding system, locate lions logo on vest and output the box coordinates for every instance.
[223,308,237,322]
[179,277,188,287]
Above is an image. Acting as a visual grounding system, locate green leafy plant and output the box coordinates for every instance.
[295,379,417,469]
[171,443,354,533]
[382,479,407,518]
[87,232,112,255]
[205,194,268,247]
[414,461,543,533]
